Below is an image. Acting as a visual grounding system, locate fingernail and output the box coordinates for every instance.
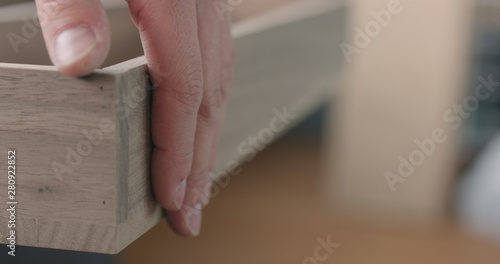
[174,179,187,209]
[186,204,202,236]
[54,25,97,67]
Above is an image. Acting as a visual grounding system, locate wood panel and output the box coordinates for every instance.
[0,65,120,253]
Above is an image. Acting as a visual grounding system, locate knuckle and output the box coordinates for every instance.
[168,70,204,110]
[198,89,222,125]
[174,148,195,166]
[156,146,194,172]
[38,0,73,23]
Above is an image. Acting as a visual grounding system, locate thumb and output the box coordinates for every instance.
[35,0,110,76]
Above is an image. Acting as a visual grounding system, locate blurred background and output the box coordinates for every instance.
[1,0,500,263]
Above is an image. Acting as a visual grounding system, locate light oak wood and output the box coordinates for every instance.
[0,0,345,253]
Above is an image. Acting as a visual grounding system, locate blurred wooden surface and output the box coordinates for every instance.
[120,131,500,264]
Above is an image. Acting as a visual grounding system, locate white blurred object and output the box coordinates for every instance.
[458,132,500,243]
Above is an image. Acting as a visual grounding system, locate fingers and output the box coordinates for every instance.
[166,0,223,236]
[127,0,234,237]
[35,0,110,76]
[126,0,202,214]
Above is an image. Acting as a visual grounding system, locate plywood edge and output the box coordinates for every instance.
[112,65,162,253]
[0,61,122,77]
[104,56,148,73]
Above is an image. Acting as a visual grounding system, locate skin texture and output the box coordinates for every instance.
[35,0,235,236]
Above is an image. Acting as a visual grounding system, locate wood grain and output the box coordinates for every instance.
[0,0,345,254]
[0,64,120,253]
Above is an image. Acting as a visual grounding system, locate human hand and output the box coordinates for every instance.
[35,0,235,236]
